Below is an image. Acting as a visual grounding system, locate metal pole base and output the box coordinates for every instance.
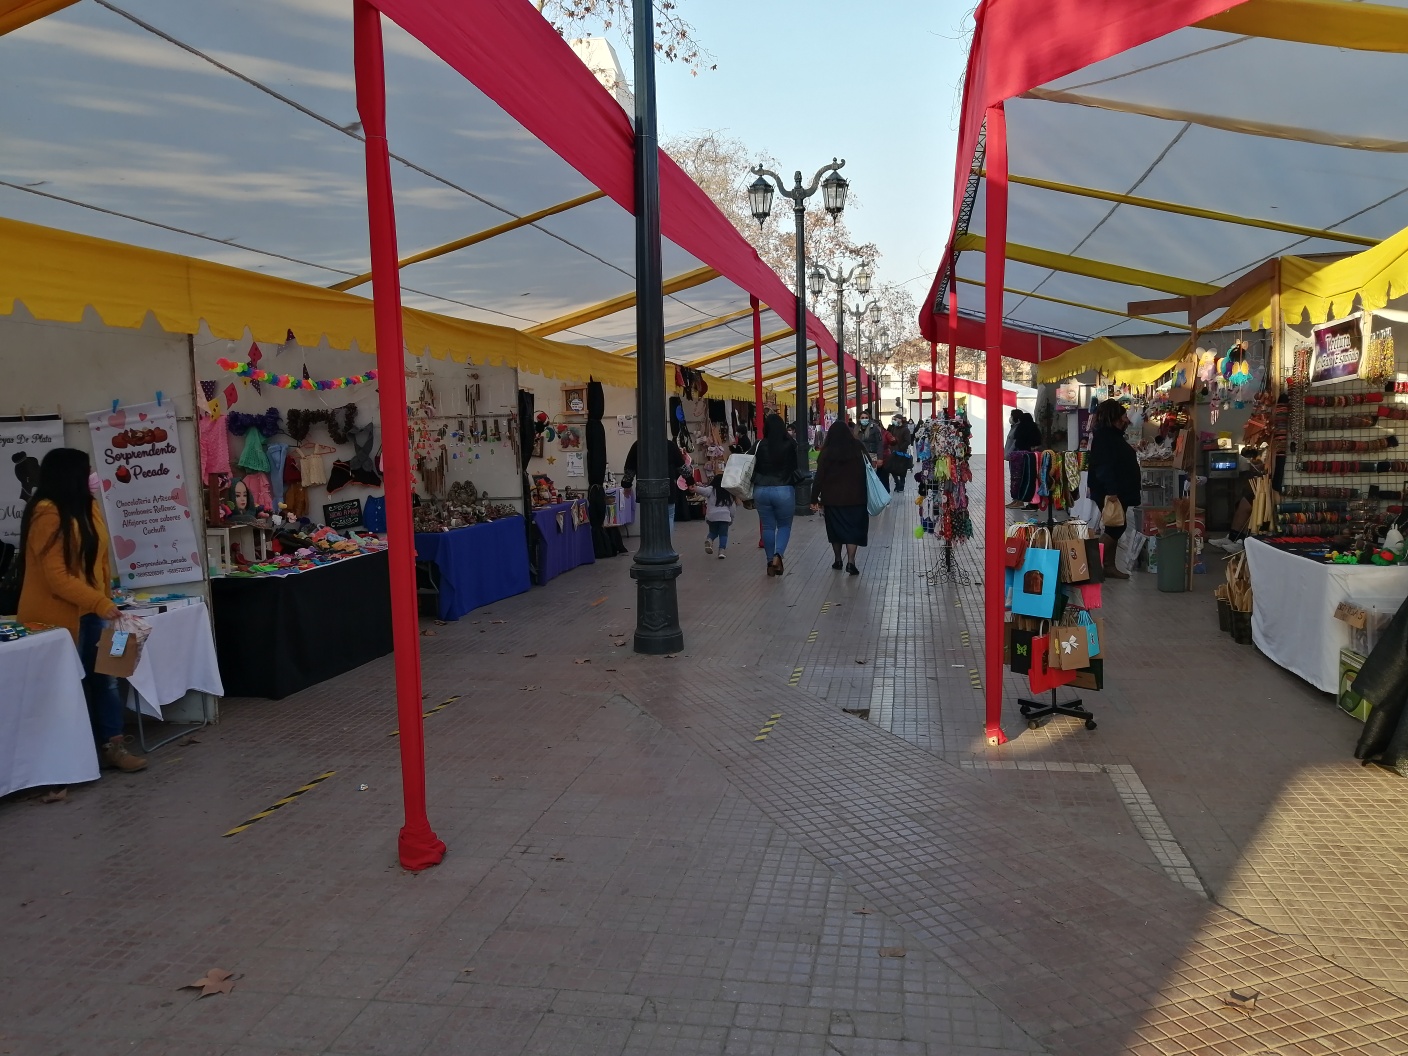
[631,559,684,654]
[793,480,815,517]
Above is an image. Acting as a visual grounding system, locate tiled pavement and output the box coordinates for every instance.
[5,459,1408,1054]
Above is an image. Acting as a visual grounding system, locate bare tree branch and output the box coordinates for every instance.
[537,0,716,74]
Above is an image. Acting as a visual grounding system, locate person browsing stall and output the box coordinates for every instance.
[1087,399,1141,581]
[17,448,146,773]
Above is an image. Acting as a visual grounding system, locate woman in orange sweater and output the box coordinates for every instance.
[17,448,146,773]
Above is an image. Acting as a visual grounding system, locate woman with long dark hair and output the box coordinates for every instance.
[18,448,146,772]
[1087,399,1141,581]
[752,413,799,577]
[810,420,870,574]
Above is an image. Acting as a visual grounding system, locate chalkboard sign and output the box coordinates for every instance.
[322,498,363,530]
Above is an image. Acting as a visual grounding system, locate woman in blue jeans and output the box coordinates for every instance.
[752,413,799,577]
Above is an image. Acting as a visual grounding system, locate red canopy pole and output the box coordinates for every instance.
[983,103,1010,748]
[353,0,446,870]
[947,284,959,414]
[751,296,764,438]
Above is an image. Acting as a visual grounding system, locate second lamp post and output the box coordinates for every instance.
[807,261,872,422]
[748,159,848,514]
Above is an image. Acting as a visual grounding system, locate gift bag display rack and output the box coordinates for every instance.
[1014,499,1096,732]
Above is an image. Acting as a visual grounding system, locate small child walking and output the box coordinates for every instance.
[693,475,734,559]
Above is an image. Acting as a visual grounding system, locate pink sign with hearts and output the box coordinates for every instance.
[87,400,202,586]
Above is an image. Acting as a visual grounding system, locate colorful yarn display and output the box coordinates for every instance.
[217,357,377,391]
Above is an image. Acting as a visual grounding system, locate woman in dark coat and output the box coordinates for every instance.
[1087,399,1142,580]
[810,420,870,575]
[753,413,799,577]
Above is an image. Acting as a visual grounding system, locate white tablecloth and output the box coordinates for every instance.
[127,602,224,719]
[0,629,101,796]
[1245,538,1408,692]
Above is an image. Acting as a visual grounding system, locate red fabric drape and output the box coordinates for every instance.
[367,0,843,363]
[925,312,1076,364]
[920,0,1252,343]
[983,105,1009,747]
[354,0,445,870]
[947,285,959,413]
[916,371,1017,406]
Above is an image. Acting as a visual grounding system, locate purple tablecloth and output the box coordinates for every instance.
[533,501,595,583]
[607,487,636,527]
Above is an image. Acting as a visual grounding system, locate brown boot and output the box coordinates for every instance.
[101,737,148,773]
[1101,534,1130,579]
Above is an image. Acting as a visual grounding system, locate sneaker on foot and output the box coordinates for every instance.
[1222,539,1245,554]
[718,551,726,559]
[704,538,713,555]
[101,737,147,773]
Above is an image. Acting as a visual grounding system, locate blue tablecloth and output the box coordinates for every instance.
[414,516,531,621]
[533,501,595,583]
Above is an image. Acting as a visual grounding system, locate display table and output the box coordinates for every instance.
[1246,538,1408,692]
[415,517,531,621]
[126,601,224,719]
[211,551,392,699]
[605,487,636,529]
[532,500,595,584]
[0,629,100,796]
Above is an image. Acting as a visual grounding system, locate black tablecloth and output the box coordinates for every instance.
[211,551,392,699]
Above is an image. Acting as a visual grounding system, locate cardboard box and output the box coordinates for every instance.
[94,625,141,678]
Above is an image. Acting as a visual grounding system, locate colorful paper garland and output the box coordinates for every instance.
[216,357,377,391]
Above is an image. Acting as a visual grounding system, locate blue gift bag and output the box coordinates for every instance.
[1076,610,1101,656]
[1011,545,1060,618]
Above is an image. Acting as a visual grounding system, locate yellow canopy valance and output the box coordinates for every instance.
[1036,337,1178,387]
[1214,224,1408,331]
[0,0,75,36]
[0,216,787,407]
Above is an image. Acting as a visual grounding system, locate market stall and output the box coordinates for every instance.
[532,498,595,584]
[415,517,530,621]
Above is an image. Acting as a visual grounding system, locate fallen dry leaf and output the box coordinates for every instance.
[613,641,626,648]
[853,908,873,916]
[877,947,906,959]
[550,855,566,861]
[520,685,540,692]
[574,658,591,665]
[39,788,68,804]
[490,620,507,625]
[434,620,448,626]
[854,659,868,665]
[491,774,504,782]
[177,736,200,747]
[664,654,677,659]
[604,668,617,672]
[523,653,538,658]
[181,968,235,997]
[421,630,438,637]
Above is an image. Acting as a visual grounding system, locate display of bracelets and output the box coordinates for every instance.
[1280,485,1358,499]
[1301,436,1397,453]
[1306,415,1378,430]
[1303,392,1385,407]
[1392,381,1408,394]
[1280,523,1352,537]
[1297,460,1408,473]
[1276,511,1349,525]
[1275,501,1349,514]
[1379,405,1408,420]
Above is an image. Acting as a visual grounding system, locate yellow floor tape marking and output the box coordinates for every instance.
[788,667,803,686]
[389,695,461,737]
[807,631,819,643]
[754,713,782,742]
[223,771,336,837]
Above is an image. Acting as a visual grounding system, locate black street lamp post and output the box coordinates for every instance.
[629,0,683,655]
[748,160,848,514]
[808,261,871,420]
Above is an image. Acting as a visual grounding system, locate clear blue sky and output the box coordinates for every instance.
[631,0,976,305]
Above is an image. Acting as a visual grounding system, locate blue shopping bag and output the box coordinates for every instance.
[1011,545,1060,618]
[865,460,891,517]
[1076,610,1102,656]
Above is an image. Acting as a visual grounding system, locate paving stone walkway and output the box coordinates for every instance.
[5,459,1408,1054]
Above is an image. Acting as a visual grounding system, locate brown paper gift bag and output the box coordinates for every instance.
[1049,626,1091,671]
[1059,539,1092,583]
[94,624,141,678]
[1101,496,1125,527]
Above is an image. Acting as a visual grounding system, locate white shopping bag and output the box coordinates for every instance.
[721,452,756,500]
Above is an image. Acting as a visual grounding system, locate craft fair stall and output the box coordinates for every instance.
[917,0,1408,745]
[0,0,846,864]
[1,309,224,747]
